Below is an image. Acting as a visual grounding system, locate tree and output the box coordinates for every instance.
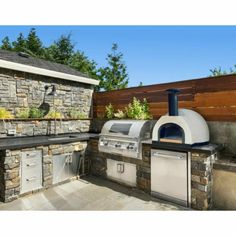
[210,66,236,76]
[138,82,143,87]
[1,37,12,50]
[1,29,100,85]
[44,34,74,64]
[68,51,99,80]
[12,33,27,52]
[26,28,44,56]
[98,43,129,91]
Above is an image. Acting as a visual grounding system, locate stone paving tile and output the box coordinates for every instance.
[0,176,186,211]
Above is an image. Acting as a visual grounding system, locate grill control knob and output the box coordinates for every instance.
[115,144,121,148]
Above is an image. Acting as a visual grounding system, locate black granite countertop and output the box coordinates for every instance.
[0,133,99,150]
[142,139,221,155]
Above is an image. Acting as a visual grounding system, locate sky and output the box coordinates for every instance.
[0,26,236,87]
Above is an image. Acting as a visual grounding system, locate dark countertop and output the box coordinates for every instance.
[143,140,220,155]
[0,133,99,150]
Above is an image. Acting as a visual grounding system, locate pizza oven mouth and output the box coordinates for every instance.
[159,123,184,144]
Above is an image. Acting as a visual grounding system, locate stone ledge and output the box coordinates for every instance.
[213,160,236,173]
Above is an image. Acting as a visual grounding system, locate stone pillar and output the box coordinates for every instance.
[0,150,20,202]
[191,152,214,210]
[136,143,151,192]
[86,139,107,177]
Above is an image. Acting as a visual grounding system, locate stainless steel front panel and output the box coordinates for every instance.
[21,150,43,194]
[106,159,137,187]
[151,149,188,206]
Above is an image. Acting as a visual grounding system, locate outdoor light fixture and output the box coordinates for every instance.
[45,85,57,96]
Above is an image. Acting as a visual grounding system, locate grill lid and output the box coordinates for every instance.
[100,120,151,139]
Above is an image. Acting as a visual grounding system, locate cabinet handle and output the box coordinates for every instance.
[26,177,37,182]
[117,163,124,173]
[26,163,36,167]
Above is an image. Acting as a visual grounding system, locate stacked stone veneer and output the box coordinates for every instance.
[0,119,91,138]
[0,68,93,119]
[0,141,87,202]
[191,152,214,210]
[86,139,216,210]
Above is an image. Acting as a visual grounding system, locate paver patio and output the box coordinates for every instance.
[0,176,186,211]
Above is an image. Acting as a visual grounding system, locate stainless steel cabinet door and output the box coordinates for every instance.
[151,149,188,206]
[53,153,79,184]
[67,152,79,178]
[52,154,67,184]
[106,159,137,187]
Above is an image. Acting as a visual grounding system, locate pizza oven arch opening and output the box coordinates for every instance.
[159,123,185,144]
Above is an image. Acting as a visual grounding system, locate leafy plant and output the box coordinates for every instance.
[28,107,45,118]
[16,108,29,118]
[105,103,114,119]
[0,108,13,119]
[69,109,87,119]
[125,97,152,120]
[45,110,64,119]
[114,109,126,119]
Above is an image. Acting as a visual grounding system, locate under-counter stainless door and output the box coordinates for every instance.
[151,149,188,206]
[53,154,67,184]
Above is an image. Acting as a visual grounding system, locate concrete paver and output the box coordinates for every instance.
[0,176,186,211]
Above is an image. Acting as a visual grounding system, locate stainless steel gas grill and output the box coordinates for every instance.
[99,120,152,159]
[151,89,210,207]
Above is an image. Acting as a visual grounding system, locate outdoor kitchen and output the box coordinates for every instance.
[0,49,236,210]
[0,50,99,202]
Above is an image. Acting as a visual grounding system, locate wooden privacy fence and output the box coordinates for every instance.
[93,74,236,121]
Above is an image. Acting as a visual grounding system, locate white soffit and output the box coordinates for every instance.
[0,59,99,86]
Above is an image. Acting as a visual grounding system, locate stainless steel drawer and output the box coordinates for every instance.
[21,159,41,177]
[21,150,43,194]
[22,150,42,159]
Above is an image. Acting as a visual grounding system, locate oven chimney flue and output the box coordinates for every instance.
[166,88,180,116]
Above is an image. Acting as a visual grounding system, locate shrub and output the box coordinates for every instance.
[0,108,13,119]
[125,97,152,120]
[69,109,87,119]
[16,108,30,118]
[105,103,114,119]
[45,110,64,119]
[29,107,45,118]
[114,109,126,119]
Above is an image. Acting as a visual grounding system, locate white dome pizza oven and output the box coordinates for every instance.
[152,89,209,146]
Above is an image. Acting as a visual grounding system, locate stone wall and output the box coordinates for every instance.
[0,141,87,202]
[0,119,91,137]
[0,68,94,118]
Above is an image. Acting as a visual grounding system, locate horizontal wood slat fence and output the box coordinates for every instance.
[93,74,236,121]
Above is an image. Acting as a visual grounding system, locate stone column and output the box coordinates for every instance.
[0,150,20,202]
[191,152,214,210]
